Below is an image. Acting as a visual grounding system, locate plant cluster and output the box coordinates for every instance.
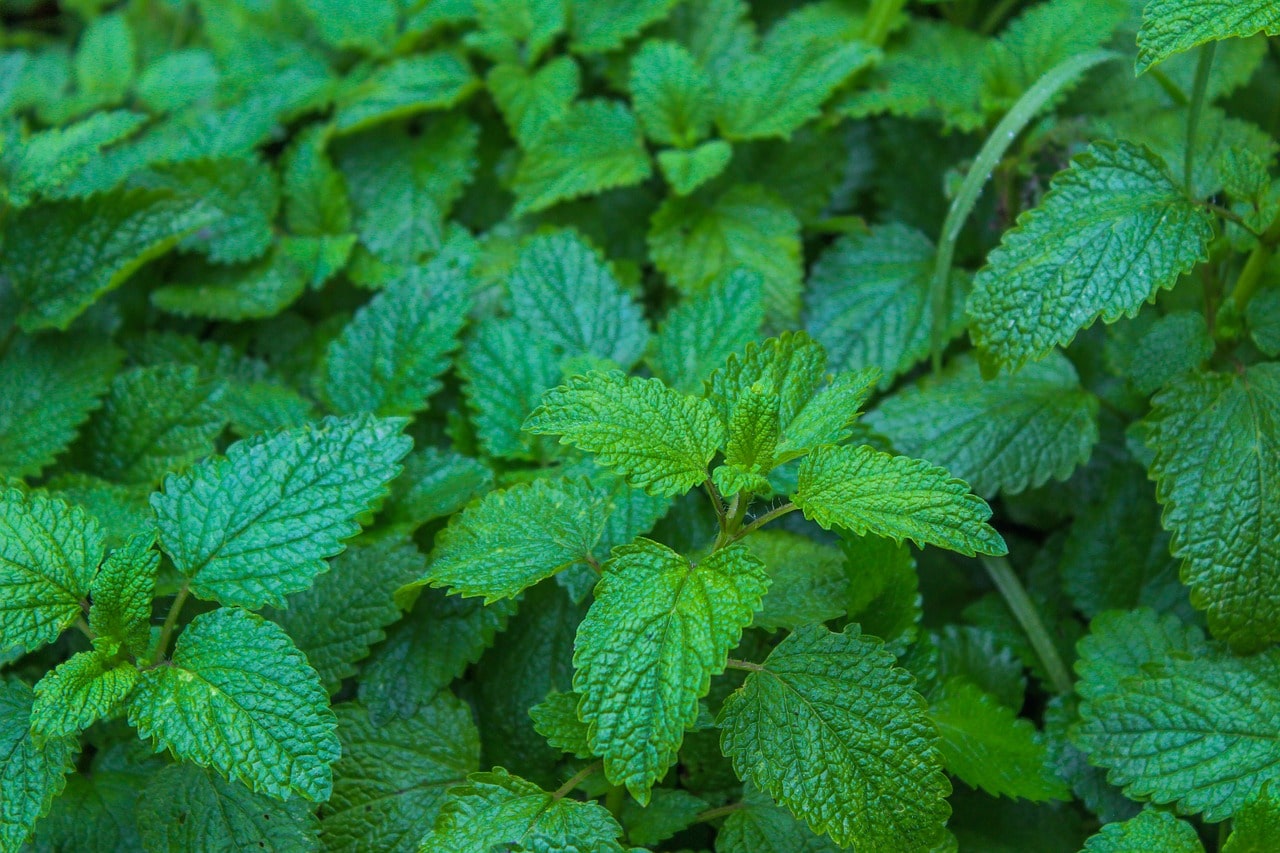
[1,0,1280,850]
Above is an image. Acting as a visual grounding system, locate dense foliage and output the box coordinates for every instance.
[2,0,1279,850]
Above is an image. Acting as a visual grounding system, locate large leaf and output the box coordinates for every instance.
[0,680,77,852]
[1137,0,1280,72]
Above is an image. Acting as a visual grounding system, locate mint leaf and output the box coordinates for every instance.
[332,53,478,135]
[0,489,104,653]
[381,447,494,532]
[1082,810,1205,852]
[1224,786,1280,852]
[282,125,351,237]
[31,650,138,743]
[842,534,922,649]
[88,533,158,659]
[459,316,562,460]
[487,57,580,147]
[529,690,592,759]
[0,110,143,207]
[1143,364,1280,650]
[746,531,848,632]
[30,741,157,853]
[620,787,710,847]
[469,0,566,65]
[1105,311,1214,396]
[297,0,396,54]
[569,0,679,53]
[967,141,1215,373]
[717,786,842,853]
[794,444,1007,557]
[629,39,713,147]
[1137,0,1280,72]
[575,540,768,801]
[127,607,339,802]
[525,371,725,497]
[148,245,308,322]
[718,624,951,849]
[152,414,411,609]
[656,139,733,195]
[0,680,77,852]
[647,268,764,394]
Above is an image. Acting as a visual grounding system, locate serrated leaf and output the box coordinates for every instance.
[469,0,566,65]
[488,56,580,148]
[746,531,848,632]
[88,533,158,659]
[152,414,411,609]
[421,477,608,602]
[867,353,1099,498]
[127,607,339,801]
[648,267,764,394]
[513,100,652,215]
[29,741,158,853]
[967,141,1215,373]
[0,332,122,479]
[526,371,724,497]
[137,763,320,852]
[575,540,769,801]
[933,625,1027,711]
[321,698,479,852]
[0,110,144,207]
[1143,364,1280,650]
[630,39,712,147]
[620,787,709,847]
[460,317,562,460]
[1105,311,1214,396]
[1247,289,1280,357]
[298,0,396,53]
[656,139,733,195]
[841,533,921,648]
[0,679,77,852]
[529,690,592,759]
[422,769,625,851]
[0,489,104,653]
[1224,786,1280,853]
[5,189,216,331]
[568,0,678,52]
[45,474,152,550]
[1137,0,1280,72]
[319,265,469,416]
[794,444,1007,557]
[333,53,478,135]
[717,786,843,853]
[267,537,425,694]
[1073,609,1207,706]
[31,650,138,743]
[282,124,351,237]
[150,245,309,322]
[382,447,494,532]
[718,624,951,850]
[1081,809,1204,852]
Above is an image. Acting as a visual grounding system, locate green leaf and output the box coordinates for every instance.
[575,540,769,801]
[267,537,425,694]
[967,141,1215,373]
[1247,289,1280,357]
[1073,609,1207,706]
[804,223,969,387]
[526,371,725,497]
[468,0,565,65]
[568,0,678,53]
[1143,364,1280,650]
[321,697,479,852]
[1081,810,1205,852]
[1105,311,1215,396]
[0,332,122,479]
[333,53,478,135]
[420,768,625,852]
[620,787,710,847]
[487,56,580,147]
[152,414,411,609]
[508,231,649,368]
[282,124,351,237]
[629,39,713,147]
[31,650,138,743]
[0,489,104,653]
[1224,786,1280,853]
[718,624,951,850]
[136,763,320,852]
[298,0,396,53]
[717,786,843,853]
[460,317,562,460]
[933,625,1027,711]
[319,266,469,416]
[0,679,77,852]
[88,533,158,659]
[794,444,1007,557]
[382,447,493,532]
[722,385,780,476]
[1137,0,1280,72]
[649,184,802,325]
[421,477,608,602]
[512,100,652,215]
[5,189,217,331]
[746,531,848,632]
[150,246,309,322]
[647,267,764,394]
[867,353,1099,498]
[76,364,226,486]
[529,690,592,759]
[127,607,339,802]
[71,13,135,110]
[656,139,733,195]
[841,533,921,648]
[929,678,1068,801]
[0,110,144,207]
[29,741,158,853]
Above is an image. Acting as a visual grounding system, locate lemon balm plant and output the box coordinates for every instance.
[2,0,1280,850]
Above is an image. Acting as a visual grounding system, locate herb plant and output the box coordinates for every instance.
[1,0,1279,850]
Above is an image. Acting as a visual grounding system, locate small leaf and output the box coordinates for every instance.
[1081,809,1204,852]
[1224,785,1280,853]
[629,39,713,147]
[647,267,764,394]
[529,690,592,759]
[89,533,159,658]
[32,649,138,742]
[656,139,733,195]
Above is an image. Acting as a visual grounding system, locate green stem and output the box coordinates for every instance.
[978,0,1021,35]
[981,556,1073,695]
[694,802,747,824]
[552,761,601,800]
[1147,66,1189,106]
[724,502,798,546]
[152,582,190,664]
[1184,42,1216,195]
[1228,216,1280,315]
[929,50,1116,374]
[74,617,94,641]
[725,658,764,672]
[861,0,907,47]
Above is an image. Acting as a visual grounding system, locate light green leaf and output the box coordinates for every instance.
[512,99,652,215]
[45,474,151,551]
[5,189,216,331]
[0,332,122,479]
[575,540,769,801]
[321,698,479,852]
[967,141,1215,373]
[31,650,138,743]
[134,48,219,114]
[718,624,951,850]
[0,110,144,207]
[421,477,607,602]
[529,690,592,758]
[648,268,764,394]
[127,607,339,801]
[468,0,565,65]
[421,768,625,852]
[629,39,712,146]
[487,56,580,147]
[137,763,320,852]
[794,444,1007,557]
[152,414,411,609]
[0,680,77,852]
[1224,786,1280,853]
[867,353,1099,498]
[525,371,725,497]
[88,533,158,659]
[723,385,780,476]
[1081,810,1205,852]
[460,317,561,460]
[1143,364,1280,650]
[333,53,478,134]
[72,13,135,109]
[746,531,848,632]
[0,489,104,653]
[656,139,733,195]
[1137,0,1280,72]
[568,0,679,53]
[298,0,396,53]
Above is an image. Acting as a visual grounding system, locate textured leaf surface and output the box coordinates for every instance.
[619,787,709,847]
[1143,364,1280,650]
[967,141,1214,373]
[718,624,951,849]
[529,690,593,759]
[487,57,579,147]
[656,138,733,195]
[569,0,678,53]
[31,649,138,742]
[332,53,478,134]
[795,445,1007,557]
[321,698,479,852]
[648,268,764,394]
[717,787,842,853]
[28,742,156,853]
[0,110,143,207]
[746,531,848,632]
[88,533,158,658]
[140,157,279,264]
[575,540,769,801]
[1224,786,1280,852]
[526,371,724,497]
[127,607,340,801]
[1137,0,1280,72]
[382,447,493,532]
[867,353,1099,498]
[1081,809,1205,852]
[460,317,561,460]
[152,414,410,608]
[0,680,76,852]
[0,489,104,652]
[150,245,308,321]
[629,39,712,146]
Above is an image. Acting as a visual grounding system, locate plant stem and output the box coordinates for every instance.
[694,802,747,823]
[929,50,1116,374]
[724,658,764,672]
[74,617,94,641]
[1227,217,1280,315]
[1185,42,1216,195]
[705,479,727,534]
[980,556,1073,695]
[552,761,601,800]
[725,502,799,546]
[978,0,1020,35]
[862,0,906,47]
[152,582,190,664]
